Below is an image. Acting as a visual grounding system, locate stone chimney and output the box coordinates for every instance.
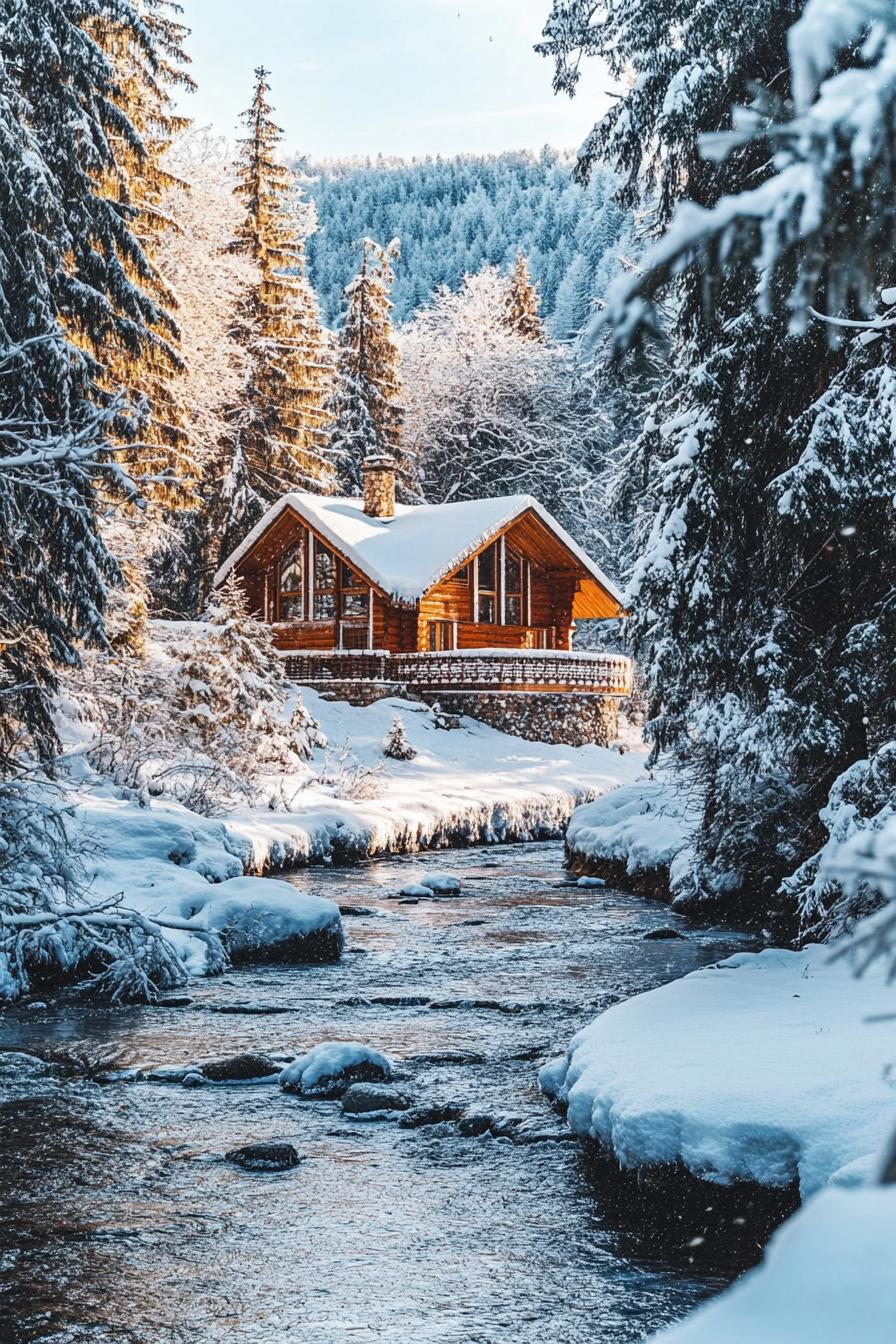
[361,454,397,520]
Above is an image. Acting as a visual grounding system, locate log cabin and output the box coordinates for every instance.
[213,455,632,739]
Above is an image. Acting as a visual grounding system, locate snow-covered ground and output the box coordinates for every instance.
[564,772,694,893]
[540,942,896,1195]
[652,1184,896,1344]
[158,689,647,870]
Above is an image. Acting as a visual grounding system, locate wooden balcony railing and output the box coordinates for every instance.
[282,649,633,697]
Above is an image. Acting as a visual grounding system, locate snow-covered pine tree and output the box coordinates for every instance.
[175,572,321,789]
[0,25,139,768]
[625,1,896,930]
[225,67,335,520]
[146,131,264,616]
[327,238,409,496]
[383,717,416,761]
[504,249,544,342]
[88,0,194,494]
[540,0,852,922]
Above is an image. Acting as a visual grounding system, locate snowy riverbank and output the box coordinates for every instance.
[220,690,647,869]
[541,941,896,1196]
[564,773,693,898]
[42,690,645,990]
[650,1183,896,1343]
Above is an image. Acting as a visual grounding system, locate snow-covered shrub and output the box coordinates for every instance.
[176,573,321,775]
[0,773,197,1003]
[313,741,387,801]
[74,575,322,811]
[382,716,416,761]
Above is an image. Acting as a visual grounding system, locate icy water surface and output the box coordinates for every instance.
[0,842,754,1344]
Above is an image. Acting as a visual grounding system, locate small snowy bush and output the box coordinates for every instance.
[382,716,416,761]
[73,576,323,811]
[313,741,386,801]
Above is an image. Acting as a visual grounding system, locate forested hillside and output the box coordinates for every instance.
[297,150,631,336]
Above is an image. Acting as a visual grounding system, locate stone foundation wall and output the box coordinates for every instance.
[306,680,409,708]
[430,691,620,748]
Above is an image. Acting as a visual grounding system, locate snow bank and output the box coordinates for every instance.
[565,775,693,892]
[542,943,896,1195]
[222,690,647,870]
[71,784,343,975]
[652,1185,896,1344]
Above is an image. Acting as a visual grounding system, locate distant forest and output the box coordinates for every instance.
[295,149,632,337]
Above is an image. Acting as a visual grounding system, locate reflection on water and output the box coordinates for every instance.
[0,842,753,1344]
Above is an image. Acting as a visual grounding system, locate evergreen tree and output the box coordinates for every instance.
[504,249,544,342]
[540,0,852,922]
[383,716,416,761]
[328,238,409,495]
[89,0,194,494]
[226,67,335,519]
[0,8,144,766]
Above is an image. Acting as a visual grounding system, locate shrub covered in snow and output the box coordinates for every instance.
[0,774,197,1003]
[73,588,322,811]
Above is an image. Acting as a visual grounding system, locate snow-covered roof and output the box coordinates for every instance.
[213,490,624,607]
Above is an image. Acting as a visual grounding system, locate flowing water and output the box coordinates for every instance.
[0,842,754,1344]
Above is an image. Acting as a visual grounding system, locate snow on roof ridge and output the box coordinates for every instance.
[213,489,623,607]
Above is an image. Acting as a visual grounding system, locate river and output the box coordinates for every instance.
[0,841,754,1344]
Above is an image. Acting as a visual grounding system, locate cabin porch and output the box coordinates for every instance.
[280,648,633,698]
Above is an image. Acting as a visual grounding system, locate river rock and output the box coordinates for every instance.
[398,884,433,898]
[339,905,375,917]
[643,927,685,941]
[455,1114,492,1138]
[280,1042,393,1098]
[419,873,461,894]
[576,876,606,889]
[341,1083,412,1115]
[398,1103,466,1129]
[225,1142,302,1172]
[409,1050,485,1066]
[156,996,193,1008]
[197,1053,280,1083]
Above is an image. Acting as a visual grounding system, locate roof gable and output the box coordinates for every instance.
[214,491,624,610]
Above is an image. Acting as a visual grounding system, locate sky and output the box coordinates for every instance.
[177,0,609,160]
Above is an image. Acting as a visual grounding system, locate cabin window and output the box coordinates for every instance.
[278,540,305,621]
[429,620,454,651]
[505,549,523,625]
[340,563,369,619]
[314,545,336,620]
[477,544,497,624]
[453,564,470,584]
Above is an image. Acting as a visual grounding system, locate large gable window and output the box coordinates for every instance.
[314,545,336,620]
[340,562,369,620]
[505,548,523,625]
[278,539,305,621]
[477,543,497,624]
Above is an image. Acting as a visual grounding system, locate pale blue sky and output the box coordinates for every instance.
[177,0,608,159]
